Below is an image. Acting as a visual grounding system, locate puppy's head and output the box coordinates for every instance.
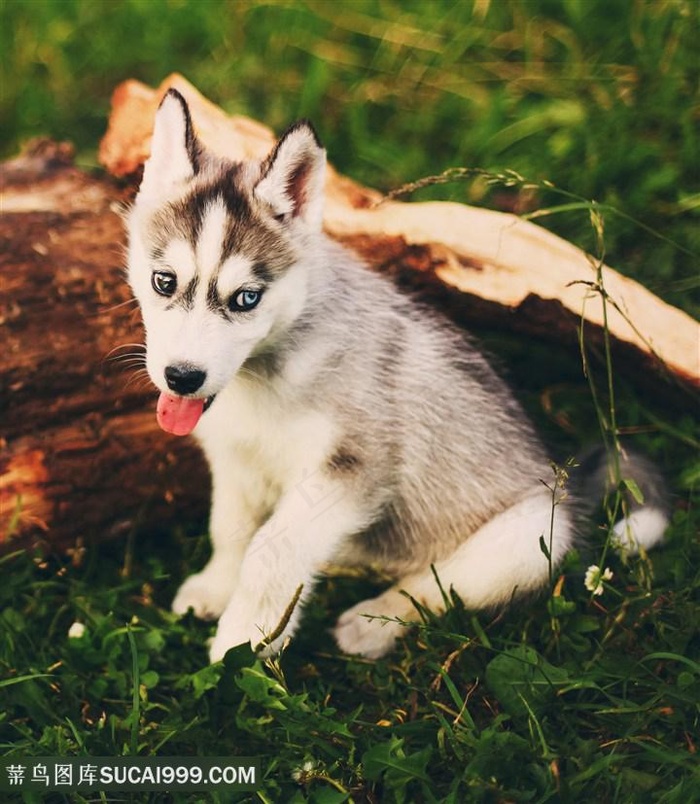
[126,90,326,435]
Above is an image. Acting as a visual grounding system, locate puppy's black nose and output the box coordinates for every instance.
[164,364,206,395]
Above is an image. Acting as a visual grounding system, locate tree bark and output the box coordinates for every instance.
[1,141,209,553]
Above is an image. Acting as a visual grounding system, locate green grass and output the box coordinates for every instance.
[1,1,698,801]
[2,492,699,802]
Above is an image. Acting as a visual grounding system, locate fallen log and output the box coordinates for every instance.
[1,78,697,553]
[1,141,209,552]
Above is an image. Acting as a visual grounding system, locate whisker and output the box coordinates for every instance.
[99,297,140,314]
[104,342,146,360]
[115,360,148,372]
[123,369,153,392]
[110,352,147,363]
[117,354,147,362]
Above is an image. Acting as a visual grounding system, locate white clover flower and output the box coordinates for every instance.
[68,621,86,639]
[584,565,613,596]
[291,760,316,782]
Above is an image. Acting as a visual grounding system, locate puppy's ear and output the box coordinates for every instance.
[139,89,200,200]
[254,121,326,229]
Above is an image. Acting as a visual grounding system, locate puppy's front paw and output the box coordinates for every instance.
[209,629,252,664]
[172,568,234,620]
[208,617,283,663]
[208,591,299,663]
[333,596,409,659]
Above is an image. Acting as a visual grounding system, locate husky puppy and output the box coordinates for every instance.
[126,89,668,662]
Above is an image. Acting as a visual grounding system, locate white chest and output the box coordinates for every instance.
[194,375,338,490]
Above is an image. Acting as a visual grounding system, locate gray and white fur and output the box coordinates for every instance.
[126,89,669,661]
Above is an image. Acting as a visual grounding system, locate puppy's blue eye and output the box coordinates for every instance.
[229,289,262,312]
[152,271,177,297]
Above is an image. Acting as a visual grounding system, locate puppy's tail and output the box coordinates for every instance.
[571,445,670,555]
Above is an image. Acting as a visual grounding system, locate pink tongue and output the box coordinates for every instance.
[156,392,205,436]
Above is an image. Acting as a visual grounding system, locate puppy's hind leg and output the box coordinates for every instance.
[334,490,573,658]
